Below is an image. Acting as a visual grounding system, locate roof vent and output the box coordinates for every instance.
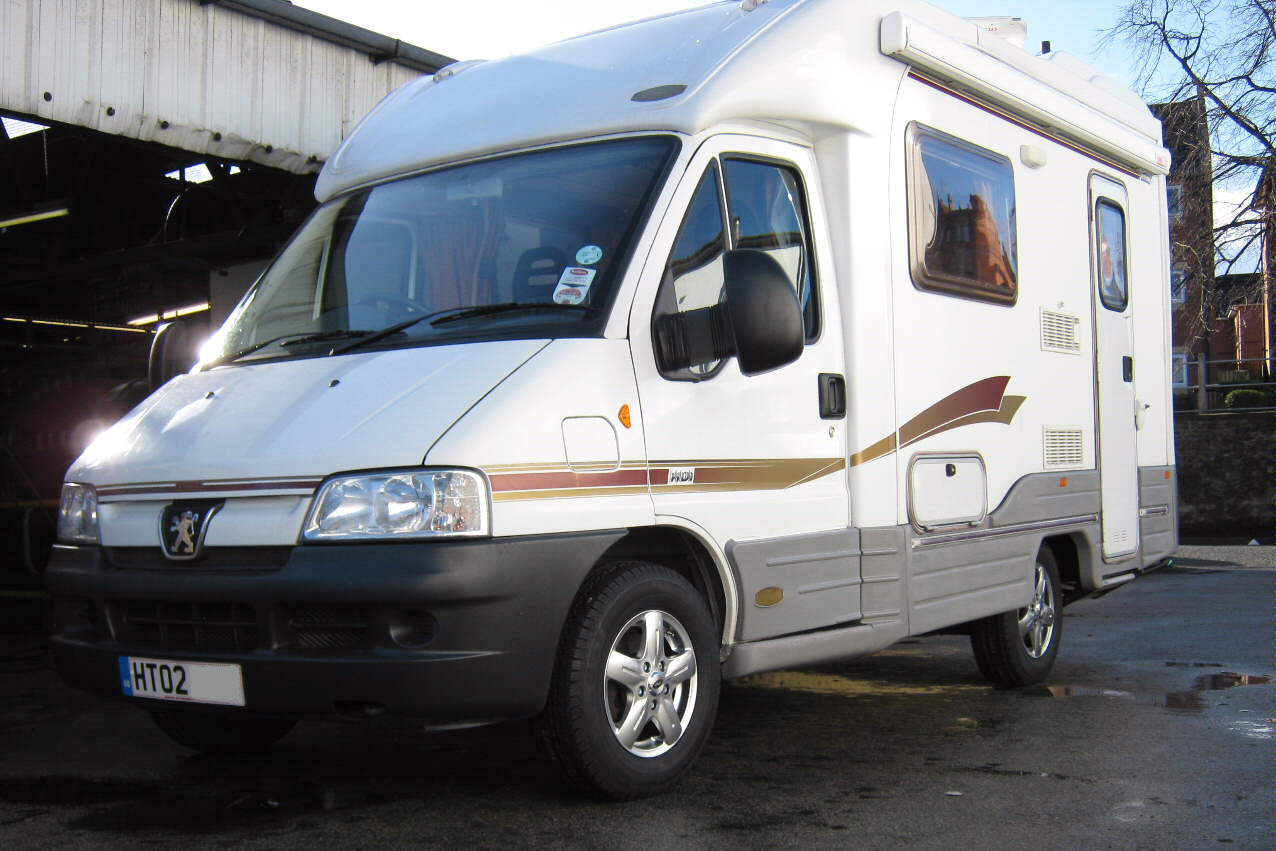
[433,59,485,84]
[967,16,1028,49]
[632,84,687,103]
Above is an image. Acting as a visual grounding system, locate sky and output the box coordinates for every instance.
[298,0,1148,89]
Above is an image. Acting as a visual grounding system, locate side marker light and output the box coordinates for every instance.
[618,404,632,429]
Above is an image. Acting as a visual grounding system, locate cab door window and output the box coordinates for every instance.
[722,158,819,339]
[654,156,819,380]
[653,165,730,379]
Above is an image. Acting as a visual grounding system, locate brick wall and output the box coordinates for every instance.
[1174,411,1276,538]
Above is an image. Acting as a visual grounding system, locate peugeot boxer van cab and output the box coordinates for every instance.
[47,0,1177,799]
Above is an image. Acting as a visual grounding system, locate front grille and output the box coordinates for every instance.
[105,547,291,570]
[286,606,371,650]
[116,600,259,652]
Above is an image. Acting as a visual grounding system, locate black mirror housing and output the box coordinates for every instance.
[148,319,200,391]
[723,249,804,375]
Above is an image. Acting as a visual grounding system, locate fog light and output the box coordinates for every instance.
[388,610,436,648]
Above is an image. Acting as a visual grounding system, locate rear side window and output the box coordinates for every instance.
[908,125,1017,305]
[1095,200,1128,311]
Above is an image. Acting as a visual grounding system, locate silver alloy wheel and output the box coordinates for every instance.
[604,609,699,758]
[1018,559,1057,659]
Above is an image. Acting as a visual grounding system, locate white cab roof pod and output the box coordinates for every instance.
[315,0,1169,202]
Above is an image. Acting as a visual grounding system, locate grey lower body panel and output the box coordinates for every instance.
[1138,465,1178,567]
[720,468,1177,678]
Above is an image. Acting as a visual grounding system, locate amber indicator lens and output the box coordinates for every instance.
[618,404,632,429]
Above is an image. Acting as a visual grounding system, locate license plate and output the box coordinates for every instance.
[119,656,245,706]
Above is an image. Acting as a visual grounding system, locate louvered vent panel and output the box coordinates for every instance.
[1041,310,1081,353]
[1043,428,1084,468]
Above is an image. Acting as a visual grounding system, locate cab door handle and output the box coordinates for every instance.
[1122,356,1134,382]
[819,373,846,419]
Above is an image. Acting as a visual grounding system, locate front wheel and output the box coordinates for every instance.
[541,561,720,800]
[970,545,1062,688]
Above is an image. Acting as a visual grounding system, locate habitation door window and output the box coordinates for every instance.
[1095,200,1128,311]
[907,125,1017,305]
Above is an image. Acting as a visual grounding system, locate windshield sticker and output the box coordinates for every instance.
[554,267,597,305]
[575,244,604,265]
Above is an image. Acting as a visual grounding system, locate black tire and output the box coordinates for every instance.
[970,545,1062,688]
[150,710,297,755]
[541,561,721,800]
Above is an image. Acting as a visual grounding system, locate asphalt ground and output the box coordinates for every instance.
[0,545,1271,849]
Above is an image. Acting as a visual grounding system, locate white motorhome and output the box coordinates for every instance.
[49,0,1178,799]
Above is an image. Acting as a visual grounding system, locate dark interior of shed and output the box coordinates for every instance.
[0,111,318,585]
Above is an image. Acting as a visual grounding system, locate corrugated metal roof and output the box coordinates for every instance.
[0,0,453,174]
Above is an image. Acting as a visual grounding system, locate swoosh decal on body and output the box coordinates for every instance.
[851,376,1026,467]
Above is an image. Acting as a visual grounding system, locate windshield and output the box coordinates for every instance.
[200,136,677,366]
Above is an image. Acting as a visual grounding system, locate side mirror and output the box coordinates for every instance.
[721,249,804,376]
[653,249,805,377]
[147,319,200,391]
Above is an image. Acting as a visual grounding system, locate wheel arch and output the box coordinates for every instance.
[594,523,735,647]
[1041,532,1089,605]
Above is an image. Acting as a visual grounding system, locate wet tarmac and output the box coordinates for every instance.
[1,546,1272,848]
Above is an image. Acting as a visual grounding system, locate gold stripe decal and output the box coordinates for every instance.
[850,376,1026,467]
[488,458,847,502]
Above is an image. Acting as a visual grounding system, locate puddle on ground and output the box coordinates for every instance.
[733,670,983,698]
[1023,672,1271,712]
[1229,720,1275,740]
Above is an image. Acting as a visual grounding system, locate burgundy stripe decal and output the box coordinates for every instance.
[97,479,322,497]
[489,469,649,493]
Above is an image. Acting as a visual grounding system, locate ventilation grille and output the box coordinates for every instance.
[115,600,259,652]
[1041,310,1081,354]
[1044,428,1084,468]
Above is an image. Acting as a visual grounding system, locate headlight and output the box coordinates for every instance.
[302,469,490,541]
[57,483,100,545]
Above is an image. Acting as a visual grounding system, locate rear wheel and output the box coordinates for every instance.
[150,710,297,755]
[541,561,720,800]
[971,545,1062,687]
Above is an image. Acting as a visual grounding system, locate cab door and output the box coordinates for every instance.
[1089,174,1139,561]
[629,135,854,641]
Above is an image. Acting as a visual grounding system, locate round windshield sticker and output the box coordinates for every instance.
[575,245,604,265]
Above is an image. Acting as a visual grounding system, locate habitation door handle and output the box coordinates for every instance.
[1122,356,1134,382]
[818,373,846,419]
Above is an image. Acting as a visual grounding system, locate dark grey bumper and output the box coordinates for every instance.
[46,531,624,721]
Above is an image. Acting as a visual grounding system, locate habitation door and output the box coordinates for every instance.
[1089,174,1140,561]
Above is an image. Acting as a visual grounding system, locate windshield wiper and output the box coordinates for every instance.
[330,302,595,355]
[429,302,595,326]
[203,329,378,369]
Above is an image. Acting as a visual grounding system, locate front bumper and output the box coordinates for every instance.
[46,531,624,721]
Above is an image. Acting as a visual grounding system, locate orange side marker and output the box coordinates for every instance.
[618,404,632,429]
[1059,477,1069,488]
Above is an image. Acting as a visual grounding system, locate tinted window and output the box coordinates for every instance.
[201,137,676,366]
[910,126,1017,304]
[655,166,729,378]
